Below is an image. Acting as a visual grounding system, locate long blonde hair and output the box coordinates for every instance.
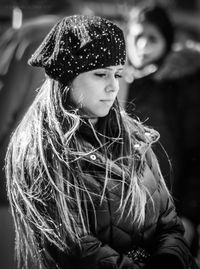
[6,78,170,268]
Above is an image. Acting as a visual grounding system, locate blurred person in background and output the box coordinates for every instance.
[121,3,200,263]
[121,4,175,188]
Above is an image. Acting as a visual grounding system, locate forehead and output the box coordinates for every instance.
[129,22,160,36]
[90,65,124,72]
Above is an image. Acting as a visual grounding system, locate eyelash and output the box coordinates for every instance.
[94,73,122,78]
[95,73,105,77]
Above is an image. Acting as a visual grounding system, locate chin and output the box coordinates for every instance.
[132,61,144,69]
[96,111,110,118]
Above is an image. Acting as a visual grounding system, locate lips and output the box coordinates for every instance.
[100,100,114,106]
[100,99,114,102]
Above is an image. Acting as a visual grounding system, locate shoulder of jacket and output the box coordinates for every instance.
[154,41,200,81]
[124,116,160,146]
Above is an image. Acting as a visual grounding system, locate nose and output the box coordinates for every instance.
[137,36,148,50]
[105,77,118,93]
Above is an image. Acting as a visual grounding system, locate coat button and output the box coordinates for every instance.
[134,143,140,148]
[90,154,96,160]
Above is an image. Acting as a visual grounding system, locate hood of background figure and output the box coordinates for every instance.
[28,15,126,85]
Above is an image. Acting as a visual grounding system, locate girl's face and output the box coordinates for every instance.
[70,65,123,123]
[127,21,167,69]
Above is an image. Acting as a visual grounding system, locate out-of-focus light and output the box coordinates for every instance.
[82,6,95,16]
[12,7,23,29]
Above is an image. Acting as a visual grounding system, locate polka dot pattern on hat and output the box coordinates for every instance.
[28,15,126,85]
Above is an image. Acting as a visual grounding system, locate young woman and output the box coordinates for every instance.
[5,15,198,269]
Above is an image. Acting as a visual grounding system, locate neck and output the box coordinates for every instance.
[79,108,98,125]
[82,115,98,126]
[89,117,98,125]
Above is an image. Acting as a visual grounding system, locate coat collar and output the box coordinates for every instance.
[124,40,200,82]
[76,118,160,180]
[154,41,200,81]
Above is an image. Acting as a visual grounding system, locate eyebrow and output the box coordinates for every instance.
[98,67,124,71]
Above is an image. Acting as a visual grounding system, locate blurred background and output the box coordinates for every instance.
[0,0,200,268]
[1,0,200,39]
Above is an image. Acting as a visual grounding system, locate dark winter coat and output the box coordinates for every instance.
[126,43,200,224]
[48,119,196,269]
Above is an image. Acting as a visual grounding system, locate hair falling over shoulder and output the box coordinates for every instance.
[5,78,171,268]
[5,78,89,268]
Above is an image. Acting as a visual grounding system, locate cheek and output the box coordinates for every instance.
[127,35,136,50]
[152,42,166,58]
[71,78,90,105]
[69,85,85,106]
[70,89,80,105]
[82,93,98,108]
[127,38,138,63]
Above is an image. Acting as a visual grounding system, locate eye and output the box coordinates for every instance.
[135,34,143,43]
[115,73,122,79]
[94,73,106,77]
[148,35,157,43]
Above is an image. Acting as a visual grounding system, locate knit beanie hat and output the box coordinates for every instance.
[28,15,126,85]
